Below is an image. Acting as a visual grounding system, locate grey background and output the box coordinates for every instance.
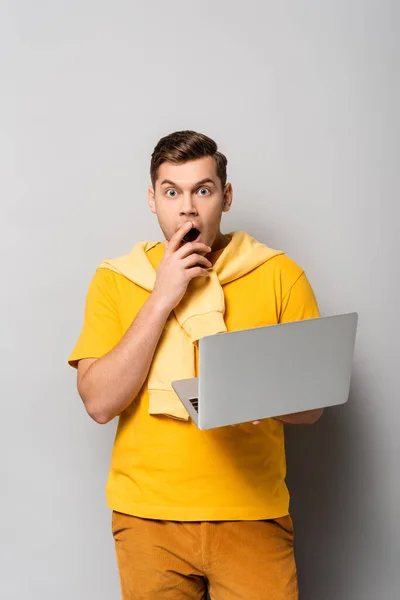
[1,1,398,599]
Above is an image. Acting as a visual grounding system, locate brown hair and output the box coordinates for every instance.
[150,130,228,188]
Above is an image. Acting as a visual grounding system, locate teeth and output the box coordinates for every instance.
[183,228,200,243]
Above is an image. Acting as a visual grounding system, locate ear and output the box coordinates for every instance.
[222,183,233,213]
[148,185,156,214]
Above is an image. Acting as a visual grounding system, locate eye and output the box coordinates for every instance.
[166,189,178,198]
[197,187,211,196]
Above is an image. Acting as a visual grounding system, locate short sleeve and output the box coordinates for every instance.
[279,271,320,323]
[68,268,122,369]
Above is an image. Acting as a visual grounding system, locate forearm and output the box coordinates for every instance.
[79,293,170,423]
[274,408,323,425]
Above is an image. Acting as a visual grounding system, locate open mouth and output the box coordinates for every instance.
[182,227,201,243]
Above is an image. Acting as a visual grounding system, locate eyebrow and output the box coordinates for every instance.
[160,178,216,189]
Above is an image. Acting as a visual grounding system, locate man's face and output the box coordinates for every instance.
[148,156,232,249]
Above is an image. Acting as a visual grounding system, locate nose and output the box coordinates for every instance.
[179,193,198,217]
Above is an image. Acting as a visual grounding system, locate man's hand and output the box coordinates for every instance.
[231,408,324,427]
[152,222,212,313]
[274,408,323,425]
[231,421,261,427]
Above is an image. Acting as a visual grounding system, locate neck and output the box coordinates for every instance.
[211,231,231,253]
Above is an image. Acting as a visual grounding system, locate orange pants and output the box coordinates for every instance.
[112,511,298,599]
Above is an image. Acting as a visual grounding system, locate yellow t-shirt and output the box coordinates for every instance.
[69,243,320,521]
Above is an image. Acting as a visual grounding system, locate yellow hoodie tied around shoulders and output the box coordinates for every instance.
[99,231,283,421]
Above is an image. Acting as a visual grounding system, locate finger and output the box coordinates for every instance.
[182,254,212,269]
[176,242,212,259]
[167,222,193,253]
[186,266,210,280]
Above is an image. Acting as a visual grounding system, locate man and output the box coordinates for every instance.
[69,130,322,599]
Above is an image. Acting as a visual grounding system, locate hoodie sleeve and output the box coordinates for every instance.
[68,268,122,369]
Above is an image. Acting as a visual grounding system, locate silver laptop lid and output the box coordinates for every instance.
[197,313,358,429]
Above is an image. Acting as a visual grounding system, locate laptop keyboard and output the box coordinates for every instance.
[189,397,199,412]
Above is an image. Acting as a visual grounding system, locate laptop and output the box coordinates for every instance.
[171,313,358,430]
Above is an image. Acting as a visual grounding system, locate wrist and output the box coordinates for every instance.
[148,290,173,319]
